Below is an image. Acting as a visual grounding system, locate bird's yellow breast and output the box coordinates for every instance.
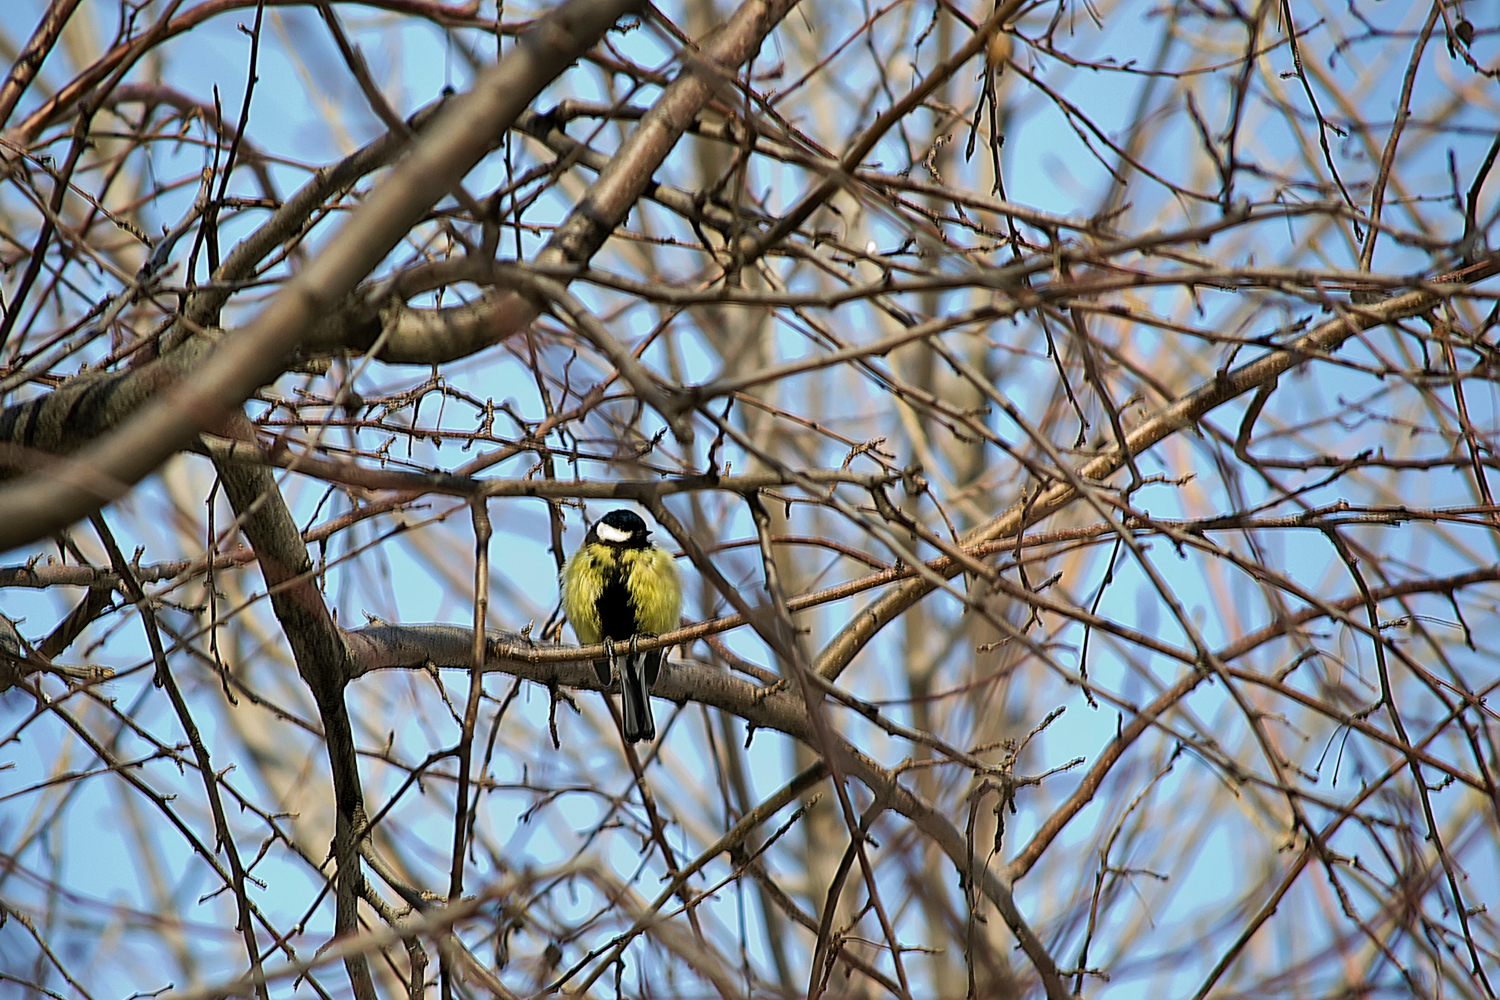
[560,546,608,644]
[560,542,681,643]
[619,545,681,636]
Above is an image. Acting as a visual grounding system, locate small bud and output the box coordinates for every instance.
[985,30,1013,74]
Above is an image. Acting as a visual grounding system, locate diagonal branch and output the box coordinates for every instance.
[813,253,1500,683]
[0,0,644,548]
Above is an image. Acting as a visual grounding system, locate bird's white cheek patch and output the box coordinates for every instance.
[596,523,632,543]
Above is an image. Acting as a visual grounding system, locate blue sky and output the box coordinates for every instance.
[2,0,1498,997]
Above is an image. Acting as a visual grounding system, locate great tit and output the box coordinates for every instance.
[559,509,682,743]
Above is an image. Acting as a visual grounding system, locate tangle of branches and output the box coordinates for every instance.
[1,0,1497,998]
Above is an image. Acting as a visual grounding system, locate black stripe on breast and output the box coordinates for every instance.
[595,560,639,641]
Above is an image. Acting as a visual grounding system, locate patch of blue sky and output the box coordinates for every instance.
[3,660,344,991]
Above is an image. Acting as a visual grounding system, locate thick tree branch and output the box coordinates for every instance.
[0,0,643,548]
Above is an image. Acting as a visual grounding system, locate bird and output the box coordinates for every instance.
[559,509,682,743]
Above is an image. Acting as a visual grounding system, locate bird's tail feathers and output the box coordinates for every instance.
[642,648,663,688]
[618,653,655,744]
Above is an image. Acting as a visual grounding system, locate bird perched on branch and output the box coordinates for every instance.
[559,509,682,743]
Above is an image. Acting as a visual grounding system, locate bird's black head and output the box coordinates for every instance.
[589,509,650,548]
